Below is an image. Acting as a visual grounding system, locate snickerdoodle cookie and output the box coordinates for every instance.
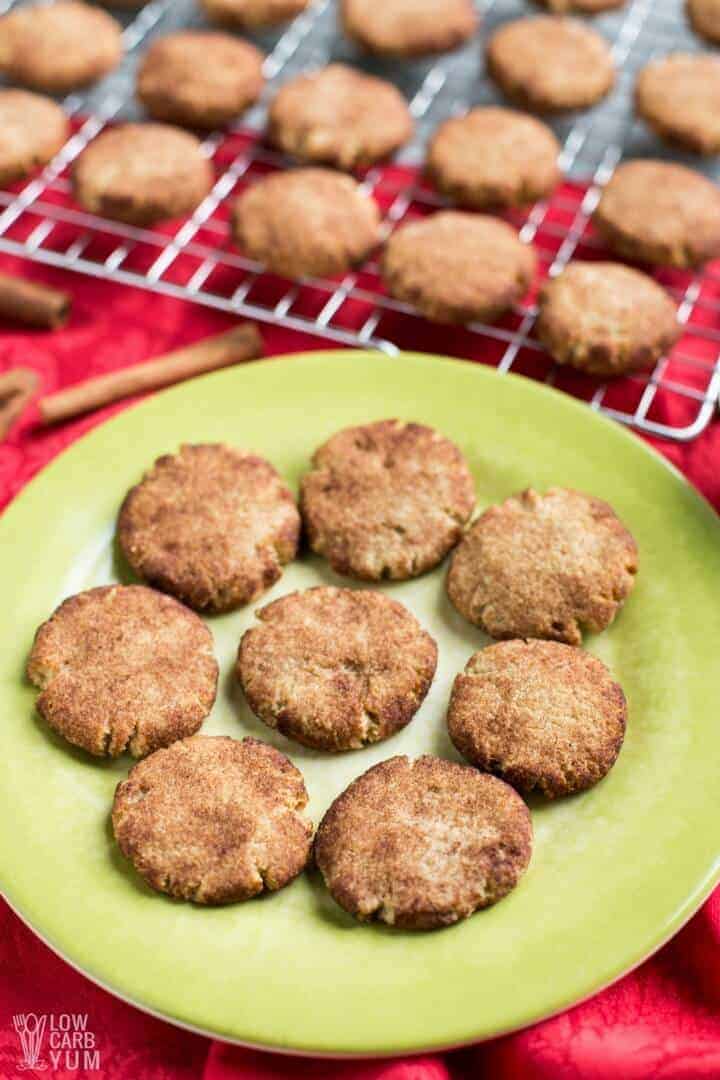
[300,419,476,581]
[200,0,309,28]
[112,736,313,904]
[382,212,536,324]
[341,0,478,58]
[238,587,438,752]
[0,1,122,93]
[447,487,638,645]
[137,31,264,130]
[0,91,69,187]
[486,16,615,113]
[268,64,413,171]
[27,585,218,758]
[533,0,625,11]
[233,168,380,279]
[427,107,561,210]
[447,640,627,799]
[73,124,213,227]
[635,54,720,155]
[688,0,720,44]
[117,443,300,613]
[536,261,680,376]
[315,755,532,929]
[593,160,720,268]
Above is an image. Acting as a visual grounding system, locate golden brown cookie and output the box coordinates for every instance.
[532,0,625,10]
[635,54,720,155]
[300,419,476,581]
[688,0,720,44]
[447,640,627,799]
[268,64,413,171]
[427,107,561,210]
[486,16,615,113]
[382,211,536,325]
[238,587,438,752]
[0,0,122,93]
[233,168,380,279]
[137,31,264,131]
[27,585,218,758]
[447,487,638,645]
[112,736,313,904]
[0,90,69,187]
[536,261,680,377]
[117,443,300,614]
[341,0,478,57]
[315,755,532,929]
[593,160,720,268]
[200,0,309,28]
[73,123,213,227]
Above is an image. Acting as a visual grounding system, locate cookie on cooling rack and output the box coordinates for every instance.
[486,16,615,113]
[532,0,625,11]
[300,419,476,581]
[112,736,313,904]
[0,0,122,93]
[315,755,533,929]
[200,0,310,28]
[447,487,638,645]
[27,585,218,758]
[137,31,264,130]
[381,211,536,325]
[0,90,69,187]
[687,0,720,44]
[341,0,478,57]
[635,54,720,156]
[268,64,413,171]
[536,261,681,377]
[592,160,720,268]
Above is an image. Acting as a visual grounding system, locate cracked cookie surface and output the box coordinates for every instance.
[0,89,69,186]
[341,0,478,57]
[635,53,720,156]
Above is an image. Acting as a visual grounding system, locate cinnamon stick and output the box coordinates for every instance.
[0,273,71,329]
[39,323,264,425]
[0,368,40,439]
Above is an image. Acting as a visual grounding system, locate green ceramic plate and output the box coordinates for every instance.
[1,351,719,1056]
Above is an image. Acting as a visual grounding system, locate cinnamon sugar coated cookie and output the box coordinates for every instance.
[233,169,380,279]
[688,0,720,44]
[238,587,438,751]
[300,419,476,581]
[486,16,615,112]
[447,488,638,645]
[341,0,478,57]
[382,212,536,324]
[315,756,533,929]
[537,262,680,376]
[200,0,309,28]
[73,124,213,226]
[635,54,720,155]
[137,32,264,130]
[0,0,122,93]
[593,160,720,268]
[27,585,218,758]
[269,64,413,170]
[112,736,313,904]
[533,0,625,10]
[0,91,69,186]
[117,443,300,613]
[447,641,627,798]
[427,107,561,210]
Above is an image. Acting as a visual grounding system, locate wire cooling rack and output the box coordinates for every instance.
[1,0,720,441]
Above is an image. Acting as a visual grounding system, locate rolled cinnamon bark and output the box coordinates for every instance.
[0,274,71,329]
[0,367,40,439]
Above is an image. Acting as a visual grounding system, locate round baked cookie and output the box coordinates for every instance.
[635,54,720,156]
[536,261,680,376]
[382,211,536,325]
[238,587,438,752]
[447,487,638,645]
[200,0,309,28]
[73,124,213,227]
[315,755,532,929]
[137,32,264,130]
[0,90,69,187]
[268,64,413,171]
[592,160,720,269]
[26,585,218,758]
[300,419,476,581]
[688,0,720,44]
[447,640,627,799]
[427,107,561,210]
[0,1,122,93]
[486,16,615,113]
[233,168,380,279]
[112,736,313,904]
[532,0,625,11]
[341,0,478,58]
[117,443,301,613]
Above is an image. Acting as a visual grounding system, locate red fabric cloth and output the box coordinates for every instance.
[1,253,720,1080]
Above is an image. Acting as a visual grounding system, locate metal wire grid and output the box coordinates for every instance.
[0,0,719,440]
